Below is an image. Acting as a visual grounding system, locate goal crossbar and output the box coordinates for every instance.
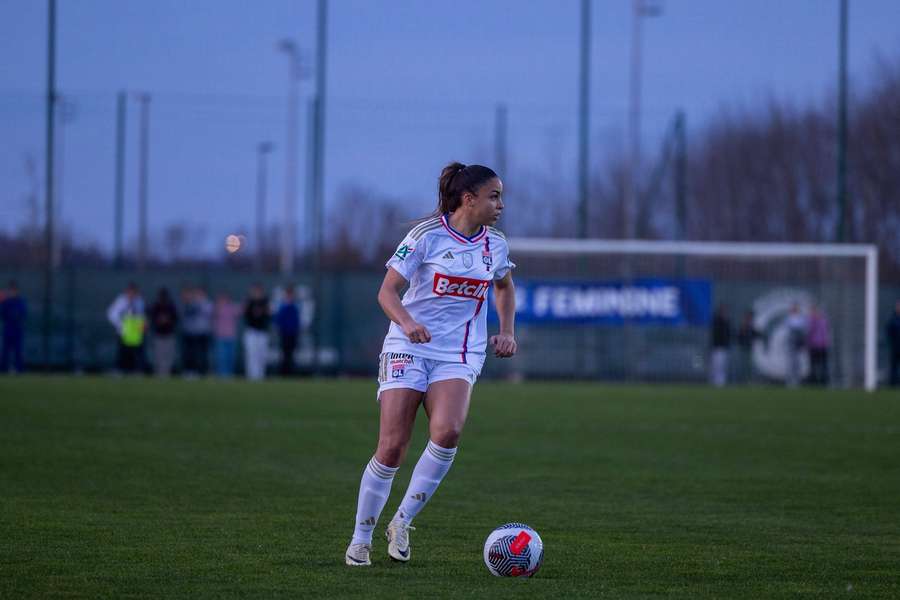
[509,238,879,391]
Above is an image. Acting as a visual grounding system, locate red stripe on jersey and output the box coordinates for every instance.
[461,322,470,364]
[460,298,485,364]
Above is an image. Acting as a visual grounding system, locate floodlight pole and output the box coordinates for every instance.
[278,39,302,275]
[310,0,328,375]
[136,93,151,271]
[42,0,57,369]
[674,110,686,240]
[625,0,662,240]
[255,142,274,270]
[114,90,126,268]
[53,95,76,269]
[577,0,591,239]
[835,0,848,243]
[494,103,508,228]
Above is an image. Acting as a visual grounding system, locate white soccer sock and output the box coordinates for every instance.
[392,440,457,526]
[351,457,398,545]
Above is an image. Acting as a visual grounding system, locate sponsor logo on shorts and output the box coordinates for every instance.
[391,358,409,378]
[432,273,490,300]
[380,353,414,382]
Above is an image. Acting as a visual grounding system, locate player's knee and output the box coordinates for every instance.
[375,437,408,467]
[430,425,462,449]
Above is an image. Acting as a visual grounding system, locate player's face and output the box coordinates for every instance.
[468,177,504,225]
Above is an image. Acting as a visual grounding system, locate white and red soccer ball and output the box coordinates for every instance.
[483,523,544,577]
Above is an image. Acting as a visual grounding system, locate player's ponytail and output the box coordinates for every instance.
[435,162,498,216]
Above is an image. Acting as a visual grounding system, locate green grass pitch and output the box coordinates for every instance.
[1,376,899,598]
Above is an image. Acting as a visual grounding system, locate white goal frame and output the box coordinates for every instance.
[508,238,879,391]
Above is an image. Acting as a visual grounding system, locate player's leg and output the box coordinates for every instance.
[387,371,474,561]
[422,377,472,447]
[347,385,424,566]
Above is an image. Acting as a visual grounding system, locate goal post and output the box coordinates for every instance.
[499,238,878,391]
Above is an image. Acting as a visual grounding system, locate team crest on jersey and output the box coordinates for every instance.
[462,253,473,268]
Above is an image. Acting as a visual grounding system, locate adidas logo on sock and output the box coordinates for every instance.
[442,251,454,260]
[410,492,427,502]
[360,516,376,526]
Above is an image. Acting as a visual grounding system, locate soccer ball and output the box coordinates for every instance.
[483,523,544,577]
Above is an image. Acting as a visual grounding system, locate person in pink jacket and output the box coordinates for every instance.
[806,304,831,385]
[213,292,242,377]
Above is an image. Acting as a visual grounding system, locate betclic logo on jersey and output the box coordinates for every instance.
[432,273,490,300]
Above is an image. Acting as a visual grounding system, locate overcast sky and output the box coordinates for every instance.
[1,0,898,253]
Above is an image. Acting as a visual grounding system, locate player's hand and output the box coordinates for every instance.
[402,320,431,344]
[490,333,517,358]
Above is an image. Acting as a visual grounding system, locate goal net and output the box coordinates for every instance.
[486,239,878,390]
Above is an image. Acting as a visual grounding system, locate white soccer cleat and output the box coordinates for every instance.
[345,542,372,566]
[386,520,415,562]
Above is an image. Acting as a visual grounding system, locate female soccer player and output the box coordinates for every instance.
[345,162,517,566]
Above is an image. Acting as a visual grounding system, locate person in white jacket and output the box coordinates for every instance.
[107,282,146,373]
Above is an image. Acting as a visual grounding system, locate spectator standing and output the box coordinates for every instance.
[806,305,832,385]
[709,304,732,387]
[243,284,271,381]
[886,300,900,386]
[785,303,808,387]
[107,282,146,374]
[147,287,179,377]
[275,286,301,375]
[213,292,241,377]
[0,281,27,374]
[181,286,213,377]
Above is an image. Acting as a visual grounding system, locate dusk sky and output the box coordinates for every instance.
[1,0,899,254]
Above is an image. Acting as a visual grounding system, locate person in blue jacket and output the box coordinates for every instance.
[275,285,301,375]
[1,280,28,374]
[887,300,900,386]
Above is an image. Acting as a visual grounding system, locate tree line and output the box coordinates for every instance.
[3,56,898,278]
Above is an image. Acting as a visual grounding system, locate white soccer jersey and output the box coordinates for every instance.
[381,213,515,368]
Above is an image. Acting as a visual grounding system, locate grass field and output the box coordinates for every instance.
[1,376,899,598]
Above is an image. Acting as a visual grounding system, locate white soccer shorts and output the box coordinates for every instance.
[376,352,481,401]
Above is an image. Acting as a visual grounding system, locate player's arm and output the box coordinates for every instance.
[378,267,431,344]
[490,272,517,358]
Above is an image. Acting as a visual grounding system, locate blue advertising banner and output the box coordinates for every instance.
[489,279,712,326]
